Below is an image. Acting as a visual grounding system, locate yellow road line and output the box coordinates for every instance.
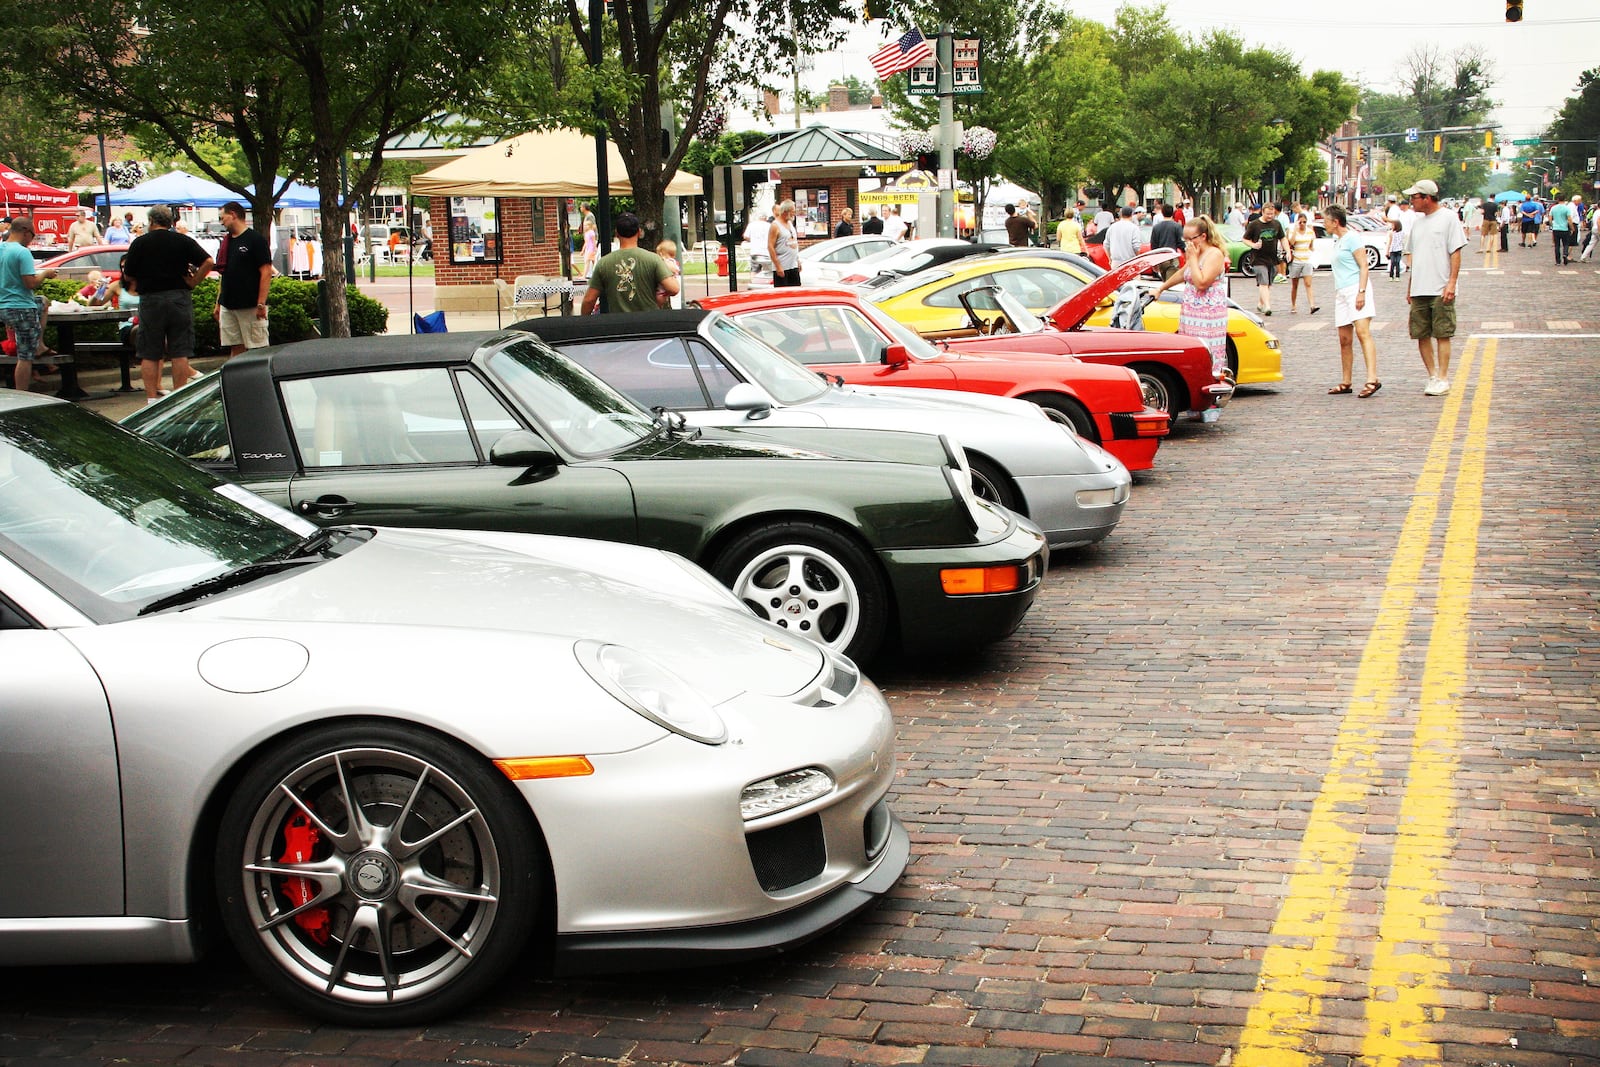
[1362,338,1495,1065]
[1234,339,1483,1066]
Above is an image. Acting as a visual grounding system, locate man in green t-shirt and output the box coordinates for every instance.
[581,213,679,314]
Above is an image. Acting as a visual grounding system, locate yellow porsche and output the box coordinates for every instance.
[866,249,1283,386]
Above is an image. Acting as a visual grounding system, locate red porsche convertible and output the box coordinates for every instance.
[698,280,1172,473]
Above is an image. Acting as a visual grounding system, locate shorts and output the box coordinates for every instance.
[1408,294,1457,340]
[136,289,196,362]
[219,305,269,349]
[1333,285,1375,327]
[1249,264,1274,287]
[1287,260,1311,279]
[1482,220,1499,235]
[1521,220,1538,234]
[0,304,42,360]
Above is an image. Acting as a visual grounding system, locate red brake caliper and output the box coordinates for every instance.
[279,811,331,944]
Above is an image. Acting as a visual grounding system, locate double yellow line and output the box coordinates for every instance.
[1236,337,1497,1066]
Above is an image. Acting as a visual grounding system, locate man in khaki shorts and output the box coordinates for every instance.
[214,201,273,356]
[1402,179,1465,396]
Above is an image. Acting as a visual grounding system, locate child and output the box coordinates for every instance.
[655,240,682,309]
[74,269,113,306]
[1388,220,1404,279]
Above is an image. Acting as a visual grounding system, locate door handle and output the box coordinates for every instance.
[297,496,352,517]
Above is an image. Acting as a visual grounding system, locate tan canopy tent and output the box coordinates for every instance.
[413,128,703,197]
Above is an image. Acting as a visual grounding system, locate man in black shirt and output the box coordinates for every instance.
[834,209,855,238]
[121,205,213,400]
[861,209,884,235]
[1148,203,1184,278]
[214,201,273,356]
[1242,202,1285,315]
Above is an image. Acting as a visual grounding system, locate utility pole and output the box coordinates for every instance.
[935,27,955,238]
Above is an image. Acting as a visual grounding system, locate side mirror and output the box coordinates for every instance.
[489,429,559,468]
[881,342,909,366]
[723,382,772,418]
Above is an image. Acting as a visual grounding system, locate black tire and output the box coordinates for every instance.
[711,520,888,664]
[967,454,1021,512]
[1236,250,1256,274]
[1364,245,1382,270]
[1022,393,1097,442]
[1132,364,1188,416]
[215,722,541,1026]
[1226,339,1240,382]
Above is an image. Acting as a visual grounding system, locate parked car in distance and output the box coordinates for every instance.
[798,234,900,284]
[518,310,1132,551]
[123,331,1049,664]
[0,389,908,1025]
[38,244,126,282]
[696,285,1170,472]
[838,238,1005,287]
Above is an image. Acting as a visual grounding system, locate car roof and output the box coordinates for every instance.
[512,309,709,343]
[244,331,505,376]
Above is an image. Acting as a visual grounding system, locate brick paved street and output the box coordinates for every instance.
[3,251,1597,1066]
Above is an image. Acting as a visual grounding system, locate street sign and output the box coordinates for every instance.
[1512,138,1540,146]
[1405,127,1419,143]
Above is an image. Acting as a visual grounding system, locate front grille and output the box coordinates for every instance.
[863,800,891,859]
[747,813,826,892]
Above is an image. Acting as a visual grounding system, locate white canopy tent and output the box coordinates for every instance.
[412,129,702,198]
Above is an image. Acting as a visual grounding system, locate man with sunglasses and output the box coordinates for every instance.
[1402,179,1465,397]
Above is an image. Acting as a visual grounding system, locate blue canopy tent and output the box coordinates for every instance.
[94,169,238,208]
[249,177,321,209]
[1494,189,1529,203]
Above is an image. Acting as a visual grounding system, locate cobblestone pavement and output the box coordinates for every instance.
[5,251,1598,1066]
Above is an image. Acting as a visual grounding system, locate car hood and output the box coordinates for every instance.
[1042,249,1179,330]
[820,382,1047,422]
[189,528,828,703]
[625,422,953,468]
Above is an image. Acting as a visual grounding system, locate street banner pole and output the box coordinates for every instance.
[936,27,955,238]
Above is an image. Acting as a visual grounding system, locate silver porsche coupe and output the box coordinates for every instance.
[0,392,907,1024]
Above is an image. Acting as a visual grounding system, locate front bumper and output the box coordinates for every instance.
[880,514,1049,652]
[1016,466,1132,550]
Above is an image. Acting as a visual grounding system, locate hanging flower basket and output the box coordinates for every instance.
[106,160,149,189]
[897,129,936,160]
[696,105,727,142]
[961,126,997,161]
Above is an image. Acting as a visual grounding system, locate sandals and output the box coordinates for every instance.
[1328,383,1352,394]
[1359,381,1382,399]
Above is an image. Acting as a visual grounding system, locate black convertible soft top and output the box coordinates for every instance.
[511,309,709,344]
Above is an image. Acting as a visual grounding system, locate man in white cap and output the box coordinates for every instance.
[1402,179,1465,396]
[1385,195,1402,226]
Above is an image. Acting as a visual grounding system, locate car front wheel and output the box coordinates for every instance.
[215,722,541,1026]
[1022,393,1097,442]
[713,521,888,663]
[1365,245,1382,270]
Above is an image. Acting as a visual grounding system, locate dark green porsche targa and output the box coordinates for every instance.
[123,331,1047,663]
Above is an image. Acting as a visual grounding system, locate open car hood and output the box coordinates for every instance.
[1042,249,1179,331]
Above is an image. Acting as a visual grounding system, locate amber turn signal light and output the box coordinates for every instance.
[940,566,1022,595]
[494,755,595,780]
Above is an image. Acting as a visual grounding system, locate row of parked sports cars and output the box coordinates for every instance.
[0,235,1281,1024]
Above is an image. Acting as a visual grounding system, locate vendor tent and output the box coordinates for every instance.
[0,166,77,212]
[413,129,702,197]
[95,169,238,208]
[249,177,321,209]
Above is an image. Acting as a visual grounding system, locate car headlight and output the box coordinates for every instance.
[575,641,727,744]
[741,767,835,820]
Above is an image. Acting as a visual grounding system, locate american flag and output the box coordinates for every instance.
[869,28,933,79]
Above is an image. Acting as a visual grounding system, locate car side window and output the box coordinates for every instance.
[281,368,477,468]
[926,273,998,310]
[558,337,711,411]
[740,308,870,364]
[682,341,742,406]
[996,268,1082,309]
[454,372,525,458]
[124,375,232,465]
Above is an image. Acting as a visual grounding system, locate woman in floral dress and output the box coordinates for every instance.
[1149,213,1230,380]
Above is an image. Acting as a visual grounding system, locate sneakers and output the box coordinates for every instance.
[1423,377,1451,396]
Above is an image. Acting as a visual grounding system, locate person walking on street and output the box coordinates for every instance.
[1055,207,1086,253]
[766,200,802,287]
[1148,213,1230,389]
[1324,206,1379,398]
[1242,202,1285,315]
[1548,194,1575,265]
[1518,196,1542,247]
[1286,211,1319,313]
[120,205,213,402]
[213,201,273,357]
[1003,203,1035,247]
[0,218,58,392]
[581,212,678,313]
[1401,180,1465,396]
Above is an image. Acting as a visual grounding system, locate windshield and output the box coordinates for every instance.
[485,334,658,454]
[988,289,1046,333]
[850,298,946,361]
[704,317,828,404]
[0,402,311,619]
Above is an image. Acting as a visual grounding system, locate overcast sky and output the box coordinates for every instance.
[811,0,1597,143]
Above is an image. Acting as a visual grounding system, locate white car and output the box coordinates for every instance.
[798,234,899,283]
[832,238,996,287]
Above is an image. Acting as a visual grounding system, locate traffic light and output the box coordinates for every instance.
[1506,1,1523,22]
[1462,161,1469,172]
[1433,135,1443,153]
[1484,131,1494,149]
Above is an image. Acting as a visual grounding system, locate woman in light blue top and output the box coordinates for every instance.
[1325,205,1379,398]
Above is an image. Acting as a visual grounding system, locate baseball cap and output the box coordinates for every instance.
[1403,179,1440,197]
[1386,195,1396,202]
[615,212,641,238]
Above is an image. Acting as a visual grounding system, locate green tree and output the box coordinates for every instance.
[1360,45,1496,199]
[1546,67,1600,186]
[0,84,93,188]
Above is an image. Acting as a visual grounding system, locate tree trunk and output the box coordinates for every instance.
[315,148,349,339]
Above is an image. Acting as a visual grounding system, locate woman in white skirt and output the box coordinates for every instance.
[1325,205,1380,398]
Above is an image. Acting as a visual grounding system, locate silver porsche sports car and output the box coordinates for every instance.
[0,392,907,1025]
